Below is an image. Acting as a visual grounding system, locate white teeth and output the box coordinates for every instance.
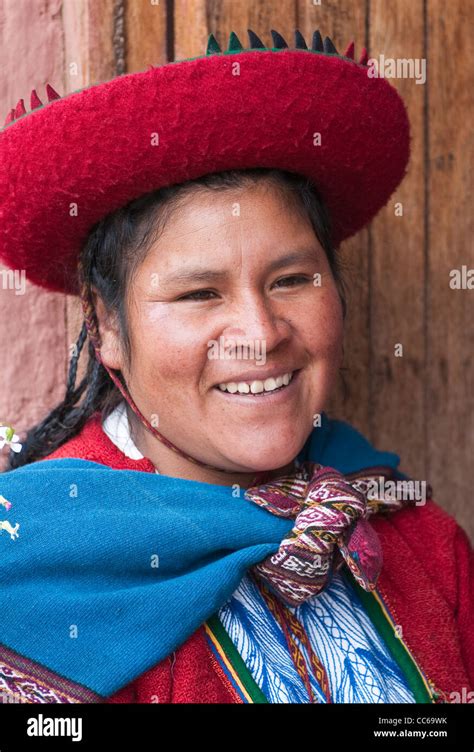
[250,381,264,394]
[217,371,294,394]
[264,377,277,391]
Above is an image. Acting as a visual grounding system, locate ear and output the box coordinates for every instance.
[91,287,123,371]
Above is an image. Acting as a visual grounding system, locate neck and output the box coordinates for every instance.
[126,406,297,488]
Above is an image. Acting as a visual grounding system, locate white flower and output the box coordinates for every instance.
[0,425,22,453]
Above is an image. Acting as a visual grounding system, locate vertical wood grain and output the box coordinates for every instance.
[125,0,168,71]
[369,0,426,480]
[174,0,297,60]
[426,0,473,536]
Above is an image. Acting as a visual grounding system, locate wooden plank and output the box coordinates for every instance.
[369,0,426,480]
[126,0,168,71]
[426,0,473,539]
[174,0,297,60]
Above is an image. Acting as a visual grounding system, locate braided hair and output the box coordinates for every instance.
[5,167,347,471]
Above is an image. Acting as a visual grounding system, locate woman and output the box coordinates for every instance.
[0,29,472,705]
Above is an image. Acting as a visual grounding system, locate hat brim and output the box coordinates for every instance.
[0,49,410,295]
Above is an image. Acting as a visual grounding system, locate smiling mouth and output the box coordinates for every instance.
[213,369,301,397]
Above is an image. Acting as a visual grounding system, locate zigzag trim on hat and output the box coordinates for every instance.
[3,83,61,128]
[3,29,367,128]
[207,29,367,65]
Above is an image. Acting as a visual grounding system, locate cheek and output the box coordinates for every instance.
[301,287,344,356]
[129,308,205,388]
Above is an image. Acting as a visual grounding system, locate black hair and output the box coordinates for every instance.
[5,167,347,471]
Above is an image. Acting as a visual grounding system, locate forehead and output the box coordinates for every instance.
[140,181,317,267]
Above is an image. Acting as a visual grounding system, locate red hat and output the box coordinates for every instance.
[0,29,410,296]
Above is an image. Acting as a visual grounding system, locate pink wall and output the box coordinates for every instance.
[0,0,67,468]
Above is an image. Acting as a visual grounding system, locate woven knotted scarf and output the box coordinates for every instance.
[245,461,422,606]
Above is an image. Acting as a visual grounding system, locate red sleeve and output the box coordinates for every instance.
[453,522,474,687]
[105,682,137,703]
[374,498,473,691]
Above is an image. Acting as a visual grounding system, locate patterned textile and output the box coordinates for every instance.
[0,645,100,703]
[217,571,416,703]
[246,463,420,606]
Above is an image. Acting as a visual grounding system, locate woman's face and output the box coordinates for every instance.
[98,180,344,484]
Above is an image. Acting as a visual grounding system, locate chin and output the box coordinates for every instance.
[231,446,303,474]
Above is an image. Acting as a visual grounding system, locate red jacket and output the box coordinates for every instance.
[45,413,473,703]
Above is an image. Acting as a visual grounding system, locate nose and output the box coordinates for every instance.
[221,292,292,354]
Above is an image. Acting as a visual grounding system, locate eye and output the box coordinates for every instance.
[177,275,311,301]
[273,275,311,288]
[177,289,218,301]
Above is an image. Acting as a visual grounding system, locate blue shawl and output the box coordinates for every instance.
[0,415,401,697]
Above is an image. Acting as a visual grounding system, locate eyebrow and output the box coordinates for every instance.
[162,248,320,285]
